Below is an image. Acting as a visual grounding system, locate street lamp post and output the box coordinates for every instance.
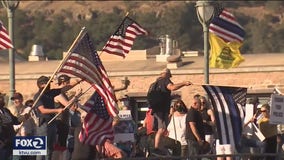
[196,1,215,84]
[1,0,19,106]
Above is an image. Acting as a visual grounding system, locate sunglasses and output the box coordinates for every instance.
[260,110,267,112]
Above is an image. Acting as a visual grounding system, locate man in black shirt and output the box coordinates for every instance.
[33,76,63,160]
[150,68,192,155]
[186,96,205,158]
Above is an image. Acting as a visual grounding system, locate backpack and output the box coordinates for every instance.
[146,79,165,111]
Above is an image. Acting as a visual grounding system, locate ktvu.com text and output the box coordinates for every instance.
[13,136,47,156]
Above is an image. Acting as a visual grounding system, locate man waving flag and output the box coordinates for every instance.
[58,32,118,118]
[209,7,245,69]
[58,30,118,145]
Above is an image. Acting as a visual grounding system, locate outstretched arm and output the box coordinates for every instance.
[38,105,63,114]
[167,81,192,91]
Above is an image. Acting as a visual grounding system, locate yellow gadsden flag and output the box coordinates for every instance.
[209,33,244,69]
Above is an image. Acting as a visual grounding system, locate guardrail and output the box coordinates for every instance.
[100,153,284,160]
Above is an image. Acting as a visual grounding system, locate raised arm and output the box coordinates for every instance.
[167,81,192,91]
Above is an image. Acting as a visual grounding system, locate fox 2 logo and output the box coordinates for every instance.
[14,136,46,150]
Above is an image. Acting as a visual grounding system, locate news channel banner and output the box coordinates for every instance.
[13,136,47,156]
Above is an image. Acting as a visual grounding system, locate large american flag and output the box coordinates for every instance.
[0,21,13,50]
[209,7,245,43]
[102,16,148,58]
[202,85,247,152]
[58,32,118,117]
[79,92,114,145]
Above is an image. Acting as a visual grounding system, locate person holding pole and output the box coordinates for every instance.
[52,74,83,159]
[53,74,82,148]
[33,76,64,160]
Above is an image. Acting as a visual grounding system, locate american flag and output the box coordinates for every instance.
[58,32,118,118]
[102,16,148,58]
[209,7,245,43]
[79,92,114,145]
[202,85,247,152]
[0,21,13,50]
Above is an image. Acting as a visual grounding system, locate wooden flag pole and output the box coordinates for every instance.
[30,27,87,112]
[47,84,93,124]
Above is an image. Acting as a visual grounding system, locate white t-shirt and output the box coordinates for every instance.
[13,106,35,136]
[167,114,187,145]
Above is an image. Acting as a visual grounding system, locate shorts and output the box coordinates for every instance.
[215,139,234,155]
[153,112,168,131]
[205,134,214,145]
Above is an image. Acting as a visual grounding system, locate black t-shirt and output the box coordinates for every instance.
[201,109,213,135]
[186,107,205,141]
[34,88,61,124]
[155,77,172,113]
[0,108,20,148]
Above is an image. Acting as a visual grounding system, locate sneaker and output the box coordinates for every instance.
[151,148,167,157]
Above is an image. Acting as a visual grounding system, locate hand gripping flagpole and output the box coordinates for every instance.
[30,27,87,112]
[47,85,93,124]
[16,27,87,134]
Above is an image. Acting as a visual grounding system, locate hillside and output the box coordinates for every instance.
[1,1,279,25]
[16,1,186,19]
[0,1,283,62]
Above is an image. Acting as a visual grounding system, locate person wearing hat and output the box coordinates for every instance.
[54,74,72,150]
[10,92,25,118]
[11,92,36,137]
[33,75,64,160]
[149,68,192,156]
[11,92,36,160]
[53,74,82,153]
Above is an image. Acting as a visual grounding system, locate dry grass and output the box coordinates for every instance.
[17,1,188,17]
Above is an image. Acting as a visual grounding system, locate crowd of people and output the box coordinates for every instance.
[0,68,284,160]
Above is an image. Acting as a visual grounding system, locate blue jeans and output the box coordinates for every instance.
[36,122,57,160]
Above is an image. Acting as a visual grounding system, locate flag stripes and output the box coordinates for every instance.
[202,85,247,152]
[59,32,118,118]
[79,92,114,145]
[59,31,118,145]
[0,21,13,50]
[102,16,148,58]
[209,9,245,43]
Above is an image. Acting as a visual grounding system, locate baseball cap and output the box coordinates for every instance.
[11,92,23,100]
[37,76,50,86]
[58,74,71,84]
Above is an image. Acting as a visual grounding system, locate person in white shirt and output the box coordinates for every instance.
[167,99,188,157]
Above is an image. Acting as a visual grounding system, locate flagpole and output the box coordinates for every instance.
[192,83,247,88]
[30,27,87,111]
[47,84,94,124]
[16,27,87,134]
[99,12,129,56]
